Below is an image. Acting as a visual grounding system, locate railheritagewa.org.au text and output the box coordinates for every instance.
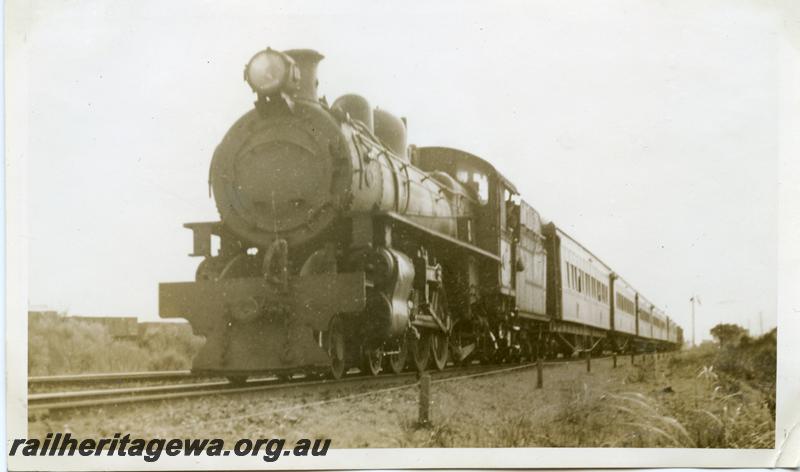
[9,433,331,462]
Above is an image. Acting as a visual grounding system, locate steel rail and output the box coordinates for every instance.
[29,355,615,413]
[28,370,193,385]
[29,371,417,412]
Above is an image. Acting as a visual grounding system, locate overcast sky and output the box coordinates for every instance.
[22,0,786,341]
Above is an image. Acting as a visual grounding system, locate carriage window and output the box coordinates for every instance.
[567,264,572,289]
[569,265,575,289]
[456,170,468,183]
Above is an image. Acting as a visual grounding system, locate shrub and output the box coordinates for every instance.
[28,314,204,375]
[712,328,776,414]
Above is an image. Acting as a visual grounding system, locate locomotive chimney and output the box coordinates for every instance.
[283,49,324,102]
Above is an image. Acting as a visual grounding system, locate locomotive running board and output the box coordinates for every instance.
[378,211,501,262]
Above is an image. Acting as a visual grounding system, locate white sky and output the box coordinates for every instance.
[22,0,787,341]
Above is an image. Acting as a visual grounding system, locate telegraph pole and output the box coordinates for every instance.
[690,295,701,347]
[691,298,695,347]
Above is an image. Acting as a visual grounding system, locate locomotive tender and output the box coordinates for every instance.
[159,47,683,381]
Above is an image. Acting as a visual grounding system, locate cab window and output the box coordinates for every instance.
[456,169,489,204]
[472,173,488,203]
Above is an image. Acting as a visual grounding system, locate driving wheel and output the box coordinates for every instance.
[385,337,408,374]
[409,332,431,372]
[328,316,347,380]
[361,344,383,376]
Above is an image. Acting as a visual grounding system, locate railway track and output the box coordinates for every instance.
[28,370,195,386]
[29,356,611,413]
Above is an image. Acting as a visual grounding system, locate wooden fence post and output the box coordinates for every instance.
[536,356,543,388]
[586,349,591,372]
[613,353,617,368]
[418,373,431,426]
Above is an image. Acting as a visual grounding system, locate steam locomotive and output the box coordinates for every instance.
[159,48,683,382]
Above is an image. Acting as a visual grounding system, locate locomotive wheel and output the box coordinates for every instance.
[361,345,383,376]
[430,332,449,371]
[409,332,431,372]
[385,339,408,374]
[427,285,450,371]
[328,316,347,380]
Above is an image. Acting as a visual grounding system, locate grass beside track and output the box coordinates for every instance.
[27,336,774,449]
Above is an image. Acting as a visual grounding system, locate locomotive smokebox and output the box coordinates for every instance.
[210,49,352,249]
[284,49,324,101]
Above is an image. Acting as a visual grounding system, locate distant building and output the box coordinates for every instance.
[137,321,193,339]
[28,310,60,322]
[69,316,139,340]
[28,311,193,341]
[28,310,139,340]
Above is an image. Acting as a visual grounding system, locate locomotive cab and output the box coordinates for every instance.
[413,146,522,330]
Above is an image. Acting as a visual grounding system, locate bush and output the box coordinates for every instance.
[28,313,205,376]
[713,328,777,415]
[138,323,205,371]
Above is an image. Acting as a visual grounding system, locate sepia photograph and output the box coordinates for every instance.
[5,0,800,469]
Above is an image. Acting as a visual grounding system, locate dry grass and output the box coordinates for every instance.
[28,314,775,450]
[395,332,775,449]
[28,313,204,375]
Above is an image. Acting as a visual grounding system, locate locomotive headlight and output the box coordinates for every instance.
[244,48,298,95]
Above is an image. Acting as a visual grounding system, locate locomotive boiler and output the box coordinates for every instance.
[160,48,485,380]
